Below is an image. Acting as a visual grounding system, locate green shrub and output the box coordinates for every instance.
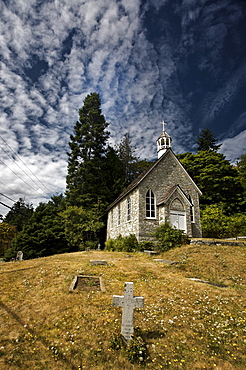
[114,234,125,251]
[105,239,115,251]
[84,240,98,250]
[153,222,189,252]
[121,234,139,252]
[105,234,139,252]
[138,240,155,251]
[4,246,18,261]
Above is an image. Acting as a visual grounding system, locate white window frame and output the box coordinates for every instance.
[188,195,195,223]
[146,189,156,219]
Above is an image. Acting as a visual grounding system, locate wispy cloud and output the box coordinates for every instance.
[0,0,245,215]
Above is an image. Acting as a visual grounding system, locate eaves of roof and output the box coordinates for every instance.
[157,184,193,206]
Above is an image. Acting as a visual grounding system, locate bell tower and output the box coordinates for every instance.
[156,120,172,158]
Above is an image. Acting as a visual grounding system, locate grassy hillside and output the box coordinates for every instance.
[0,242,245,370]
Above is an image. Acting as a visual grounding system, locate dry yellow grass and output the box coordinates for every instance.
[0,242,245,370]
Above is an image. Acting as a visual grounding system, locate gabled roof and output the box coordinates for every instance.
[157,184,193,207]
[106,149,202,211]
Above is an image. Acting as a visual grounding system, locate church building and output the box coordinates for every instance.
[106,124,202,241]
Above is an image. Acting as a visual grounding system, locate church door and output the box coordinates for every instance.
[170,211,186,233]
[170,198,186,233]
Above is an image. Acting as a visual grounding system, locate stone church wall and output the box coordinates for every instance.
[106,189,140,240]
[137,151,201,239]
[106,150,202,241]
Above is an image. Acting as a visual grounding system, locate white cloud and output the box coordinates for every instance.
[0,0,245,216]
[0,151,67,216]
[220,130,246,163]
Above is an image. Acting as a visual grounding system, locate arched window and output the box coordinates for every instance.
[146,190,156,218]
[127,197,131,221]
[188,195,195,223]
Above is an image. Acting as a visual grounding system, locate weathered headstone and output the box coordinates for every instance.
[16,251,23,261]
[153,259,178,265]
[113,282,144,341]
[90,260,108,266]
[144,250,159,256]
[188,278,227,288]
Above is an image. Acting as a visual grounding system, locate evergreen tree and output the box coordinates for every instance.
[117,133,138,185]
[196,128,221,152]
[237,153,246,212]
[117,133,151,186]
[60,205,104,250]
[4,198,33,231]
[4,195,70,260]
[201,204,246,239]
[102,146,126,204]
[177,151,244,213]
[237,153,246,190]
[66,92,110,208]
[0,222,17,257]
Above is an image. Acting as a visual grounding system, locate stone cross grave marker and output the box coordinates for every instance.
[113,282,144,341]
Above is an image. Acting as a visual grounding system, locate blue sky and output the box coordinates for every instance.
[0,0,246,216]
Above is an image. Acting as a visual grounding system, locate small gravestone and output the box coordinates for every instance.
[189,278,227,288]
[113,282,144,341]
[16,251,23,261]
[90,260,108,266]
[144,250,159,256]
[153,259,178,265]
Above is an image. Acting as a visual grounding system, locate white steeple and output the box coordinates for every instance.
[156,120,172,158]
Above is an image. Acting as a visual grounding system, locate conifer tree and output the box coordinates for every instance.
[4,195,69,260]
[117,133,151,186]
[178,151,244,213]
[196,128,221,152]
[66,93,110,208]
[237,153,246,191]
[4,198,33,231]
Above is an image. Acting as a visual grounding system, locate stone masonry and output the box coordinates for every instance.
[106,148,202,241]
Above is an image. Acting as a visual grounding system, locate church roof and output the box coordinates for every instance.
[106,148,202,211]
[157,185,193,206]
[156,130,171,141]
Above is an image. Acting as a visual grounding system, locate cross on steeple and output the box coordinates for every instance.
[157,120,172,158]
[161,120,167,132]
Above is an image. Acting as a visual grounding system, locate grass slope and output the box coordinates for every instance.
[0,242,245,370]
